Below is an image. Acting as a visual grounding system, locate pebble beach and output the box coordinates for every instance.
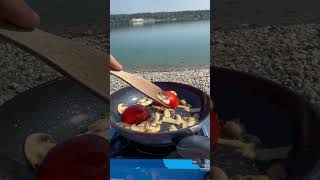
[213,23,320,107]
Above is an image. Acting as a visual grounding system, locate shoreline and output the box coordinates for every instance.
[110,68,210,95]
[124,64,210,73]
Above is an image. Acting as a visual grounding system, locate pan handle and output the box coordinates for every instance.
[176,135,210,159]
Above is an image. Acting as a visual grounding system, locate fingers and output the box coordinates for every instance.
[0,0,40,29]
[110,55,123,71]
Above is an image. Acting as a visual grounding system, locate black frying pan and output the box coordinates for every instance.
[213,66,320,179]
[0,78,107,179]
[110,82,211,159]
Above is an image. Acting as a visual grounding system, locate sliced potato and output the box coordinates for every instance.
[24,133,57,169]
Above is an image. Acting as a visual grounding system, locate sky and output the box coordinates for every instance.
[110,0,210,15]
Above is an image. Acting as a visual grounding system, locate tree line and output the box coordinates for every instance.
[110,10,210,25]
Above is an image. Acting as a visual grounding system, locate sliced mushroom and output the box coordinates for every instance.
[130,124,146,132]
[117,122,131,129]
[174,114,183,124]
[222,121,244,140]
[186,116,198,127]
[218,138,291,161]
[163,108,171,118]
[152,105,174,112]
[137,98,153,106]
[178,104,192,112]
[138,121,150,127]
[117,103,127,114]
[170,91,177,96]
[179,99,187,106]
[162,117,180,125]
[153,105,164,112]
[193,113,200,119]
[157,92,170,105]
[181,120,188,128]
[86,116,109,140]
[266,163,287,180]
[217,138,256,159]
[145,123,161,133]
[169,125,178,132]
[137,98,147,104]
[189,108,201,113]
[24,133,57,169]
[212,166,228,180]
[152,112,162,125]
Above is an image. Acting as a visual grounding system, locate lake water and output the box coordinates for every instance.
[110,20,210,71]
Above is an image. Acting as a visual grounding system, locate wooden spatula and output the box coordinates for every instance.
[0,22,108,101]
[110,70,169,107]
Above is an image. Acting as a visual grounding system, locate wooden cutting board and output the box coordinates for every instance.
[0,22,108,101]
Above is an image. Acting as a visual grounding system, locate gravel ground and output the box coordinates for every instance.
[110,69,210,95]
[0,33,106,106]
[213,23,320,106]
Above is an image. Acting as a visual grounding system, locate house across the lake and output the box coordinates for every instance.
[132,18,144,22]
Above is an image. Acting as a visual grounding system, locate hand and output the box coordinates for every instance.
[110,54,122,71]
[0,0,40,29]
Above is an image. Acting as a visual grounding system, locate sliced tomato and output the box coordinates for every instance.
[121,104,150,124]
[38,135,108,180]
[163,91,179,108]
[211,110,221,144]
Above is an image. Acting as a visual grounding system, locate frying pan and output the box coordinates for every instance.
[110,82,211,159]
[213,66,320,179]
[0,78,107,179]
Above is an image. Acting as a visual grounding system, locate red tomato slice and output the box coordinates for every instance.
[121,104,150,124]
[38,135,108,180]
[163,91,179,108]
[211,110,221,144]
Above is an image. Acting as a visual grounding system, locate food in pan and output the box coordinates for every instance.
[24,114,109,180]
[211,114,291,180]
[117,90,201,133]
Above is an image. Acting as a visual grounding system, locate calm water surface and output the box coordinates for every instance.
[111,20,210,70]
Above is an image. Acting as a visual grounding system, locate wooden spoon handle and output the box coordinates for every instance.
[0,22,108,100]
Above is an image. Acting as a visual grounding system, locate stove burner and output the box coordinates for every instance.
[110,127,209,160]
[134,143,177,156]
